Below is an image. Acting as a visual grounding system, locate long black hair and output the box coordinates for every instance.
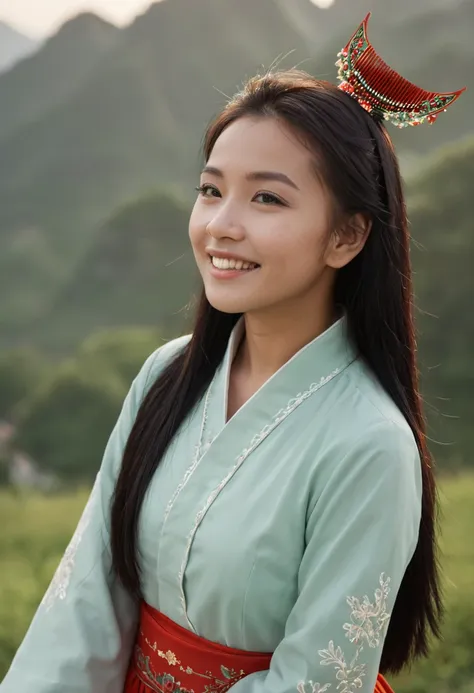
[111,71,442,673]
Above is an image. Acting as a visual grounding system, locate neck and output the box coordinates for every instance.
[236,300,337,382]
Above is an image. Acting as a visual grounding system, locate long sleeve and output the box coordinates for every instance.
[228,420,422,693]
[0,342,180,693]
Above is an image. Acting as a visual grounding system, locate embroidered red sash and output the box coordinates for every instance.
[124,601,394,693]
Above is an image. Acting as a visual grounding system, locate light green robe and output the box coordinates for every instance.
[1,317,422,693]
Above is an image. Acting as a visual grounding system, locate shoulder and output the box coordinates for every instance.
[144,333,192,387]
[310,357,421,486]
[308,400,422,521]
[126,333,192,410]
[297,357,423,523]
[333,358,418,451]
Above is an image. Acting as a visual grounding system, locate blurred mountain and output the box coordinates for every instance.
[0,0,305,337]
[276,0,466,49]
[0,22,40,74]
[35,191,197,351]
[407,136,474,462]
[0,0,305,212]
[0,0,471,347]
[0,13,120,144]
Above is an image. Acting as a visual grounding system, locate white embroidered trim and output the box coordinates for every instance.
[41,474,101,612]
[179,368,342,631]
[297,574,392,693]
[162,381,214,525]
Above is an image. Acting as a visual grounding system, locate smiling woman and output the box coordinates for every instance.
[2,12,465,693]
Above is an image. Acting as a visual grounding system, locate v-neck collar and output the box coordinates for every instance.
[215,314,356,431]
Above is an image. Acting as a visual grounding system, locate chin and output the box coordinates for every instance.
[204,288,258,315]
[206,297,249,314]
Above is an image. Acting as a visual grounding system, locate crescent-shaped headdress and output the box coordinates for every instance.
[336,13,466,128]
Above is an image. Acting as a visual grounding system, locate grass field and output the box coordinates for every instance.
[1,475,473,690]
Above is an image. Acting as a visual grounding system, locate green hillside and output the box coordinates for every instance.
[407,137,474,466]
[36,190,198,351]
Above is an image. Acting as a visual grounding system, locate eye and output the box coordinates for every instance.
[254,192,286,206]
[195,184,221,198]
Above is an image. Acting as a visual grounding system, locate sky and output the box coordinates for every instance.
[0,0,334,38]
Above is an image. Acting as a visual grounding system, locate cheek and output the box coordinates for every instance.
[188,205,206,251]
[261,224,328,274]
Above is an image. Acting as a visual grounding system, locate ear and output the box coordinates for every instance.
[325,212,372,269]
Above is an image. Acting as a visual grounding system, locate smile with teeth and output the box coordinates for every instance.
[211,256,259,271]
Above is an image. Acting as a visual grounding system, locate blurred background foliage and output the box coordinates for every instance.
[0,0,473,689]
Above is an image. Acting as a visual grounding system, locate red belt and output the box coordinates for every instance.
[125,601,394,693]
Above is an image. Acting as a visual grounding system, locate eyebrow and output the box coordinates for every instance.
[201,166,300,191]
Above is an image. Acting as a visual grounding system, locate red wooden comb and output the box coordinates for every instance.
[336,13,466,127]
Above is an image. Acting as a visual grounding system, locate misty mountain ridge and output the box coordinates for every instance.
[0,13,120,144]
[0,21,41,74]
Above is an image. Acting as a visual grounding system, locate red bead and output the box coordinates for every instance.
[427,114,438,124]
[358,39,364,47]
[339,81,355,94]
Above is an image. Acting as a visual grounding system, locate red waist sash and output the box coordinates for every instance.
[125,601,394,693]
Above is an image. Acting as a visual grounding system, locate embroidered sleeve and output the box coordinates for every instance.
[297,573,391,693]
[40,473,102,612]
[228,421,422,693]
[0,345,175,693]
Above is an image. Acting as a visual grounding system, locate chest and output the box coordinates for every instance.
[136,390,322,645]
[134,340,355,645]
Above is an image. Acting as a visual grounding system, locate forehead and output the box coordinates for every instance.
[208,117,315,178]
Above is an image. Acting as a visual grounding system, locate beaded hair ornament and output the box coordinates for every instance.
[336,12,466,128]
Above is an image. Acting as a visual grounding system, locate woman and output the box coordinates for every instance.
[1,14,464,693]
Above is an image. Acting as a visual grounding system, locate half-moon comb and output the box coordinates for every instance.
[336,12,466,127]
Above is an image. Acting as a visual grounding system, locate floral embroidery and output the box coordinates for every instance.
[297,684,330,693]
[160,649,179,666]
[343,574,391,647]
[297,574,391,693]
[41,474,101,612]
[179,369,342,630]
[135,644,247,693]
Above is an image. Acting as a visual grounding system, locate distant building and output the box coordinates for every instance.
[0,419,56,490]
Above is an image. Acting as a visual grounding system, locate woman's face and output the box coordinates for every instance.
[189,116,355,317]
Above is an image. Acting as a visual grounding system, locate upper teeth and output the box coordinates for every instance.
[211,256,257,270]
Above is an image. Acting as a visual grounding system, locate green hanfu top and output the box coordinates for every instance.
[1,316,422,693]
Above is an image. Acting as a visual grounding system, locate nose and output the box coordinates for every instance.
[206,205,245,241]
